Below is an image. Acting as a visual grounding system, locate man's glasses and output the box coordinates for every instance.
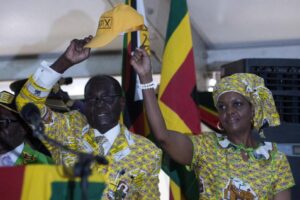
[0,119,19,129]
[85,95,121,105]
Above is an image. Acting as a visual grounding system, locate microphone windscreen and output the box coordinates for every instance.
[95,155,109,165]
[20,103,42,127]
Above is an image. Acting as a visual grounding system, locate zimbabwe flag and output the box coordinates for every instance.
[0,165,106,200]
[158,0,201,199]
[122,0,150,136]
[197,91,219,132]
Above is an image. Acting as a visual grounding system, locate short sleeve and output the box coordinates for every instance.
[272,151,295,194]
[189,132,216,169]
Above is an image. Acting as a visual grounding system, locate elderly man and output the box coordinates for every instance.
[16,36,162,200]
[0,91,53,166]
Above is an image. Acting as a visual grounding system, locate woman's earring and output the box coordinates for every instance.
[217,121,224,131]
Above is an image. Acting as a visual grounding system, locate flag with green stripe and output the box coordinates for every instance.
[0,165,106,200]
[122,0,151,136]
[158,0,201,199]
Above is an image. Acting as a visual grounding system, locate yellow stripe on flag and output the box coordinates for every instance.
[159,101,193,134]
[159,0,200,199]
[159,13,194,134]
[170,179,186,200]
[159,14,193,93]
[21,165,106,200]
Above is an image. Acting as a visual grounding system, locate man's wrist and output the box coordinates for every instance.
[51,55,73,73]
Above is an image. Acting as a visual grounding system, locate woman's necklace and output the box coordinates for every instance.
[228,135,258,161]
[233,143,255,161]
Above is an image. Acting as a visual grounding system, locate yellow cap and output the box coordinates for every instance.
[85,3,145,48]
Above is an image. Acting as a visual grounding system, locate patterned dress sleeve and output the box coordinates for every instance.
[189,132,215,169]
[272,151,295,194]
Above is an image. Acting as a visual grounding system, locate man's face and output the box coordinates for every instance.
[0,106,26,154]
[84,78,124,133]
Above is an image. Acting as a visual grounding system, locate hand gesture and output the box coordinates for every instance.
[63,35,93,65]
[130,48,152,78]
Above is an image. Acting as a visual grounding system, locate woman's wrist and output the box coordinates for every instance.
[138,80,157,90]
[138,74,156,90]
[139,74,153,84]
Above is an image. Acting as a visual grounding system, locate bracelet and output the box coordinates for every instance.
[138,81,157,90]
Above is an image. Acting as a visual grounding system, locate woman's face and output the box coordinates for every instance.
[216,92,254,135]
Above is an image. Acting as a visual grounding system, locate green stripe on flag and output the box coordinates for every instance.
[50,182,105,200]
[162,154,199,200]
[160,0,200,199]
[166,0,188,41]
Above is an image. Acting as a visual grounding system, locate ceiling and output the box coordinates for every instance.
[188,0,300,49]
[1,0,300,77]
[0,0,119,56]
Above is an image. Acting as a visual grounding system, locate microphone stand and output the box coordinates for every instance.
[32,123,108,200]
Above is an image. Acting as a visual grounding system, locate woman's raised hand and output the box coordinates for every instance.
[130,48,152,79]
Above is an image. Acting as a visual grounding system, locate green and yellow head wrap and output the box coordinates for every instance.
[212,73,280,134]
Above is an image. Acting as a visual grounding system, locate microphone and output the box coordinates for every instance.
[20,103,44,137]
[20,103,42,127]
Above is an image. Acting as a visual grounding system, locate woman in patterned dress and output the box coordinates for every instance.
[130,48,295,200]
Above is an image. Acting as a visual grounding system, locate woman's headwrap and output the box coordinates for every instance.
[212,73,280,136]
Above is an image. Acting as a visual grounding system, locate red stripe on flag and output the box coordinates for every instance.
[122,34,146,135]
[128,111,146,135]
[0,166,25,200]
[199,106,219,130]
[160,50,200,134]
[169,187,175,200]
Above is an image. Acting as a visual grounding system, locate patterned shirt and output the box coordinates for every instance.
[0,143,53,166]
[190,132,295,200]
[191,133,294,200]
[16,76,162,200]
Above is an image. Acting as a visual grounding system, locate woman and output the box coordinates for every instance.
[130,48,295,199]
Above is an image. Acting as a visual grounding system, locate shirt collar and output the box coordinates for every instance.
[94,124,120,146]
[215,133,273,160]
[0,143,24,166]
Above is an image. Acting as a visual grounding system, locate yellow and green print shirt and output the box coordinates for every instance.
[190,132,295,200]
[0,143,53,166]
[16,77,162,200]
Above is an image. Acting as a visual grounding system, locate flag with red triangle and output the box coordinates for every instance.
[158,0,201,199]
